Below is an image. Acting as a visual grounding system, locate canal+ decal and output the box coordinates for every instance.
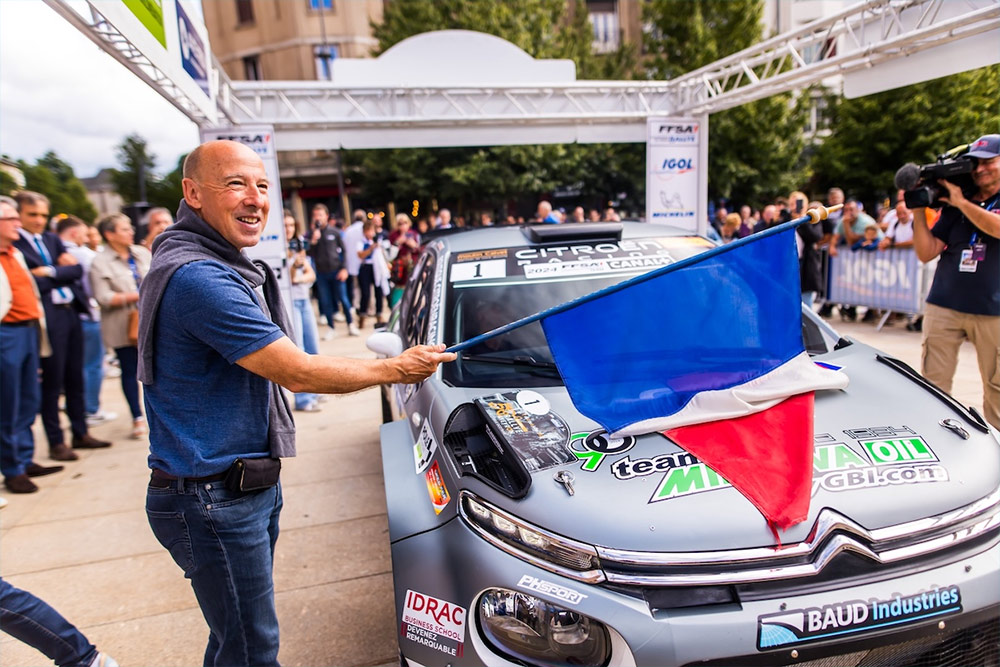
[757,586,962,650]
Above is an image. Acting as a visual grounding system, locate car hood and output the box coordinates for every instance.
[441,341,1000,552]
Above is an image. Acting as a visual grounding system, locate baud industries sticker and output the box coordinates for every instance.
[413,419,437,474]
[424,461,451,514]
[476,392,573,472]
[757,586,962,650]
[402,590,467,657]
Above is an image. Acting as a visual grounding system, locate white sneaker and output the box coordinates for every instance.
[322,330,335,341]
[333,312,346,322]
[348,324,361,336]
[90,652,119,667]
[85,410,118,426]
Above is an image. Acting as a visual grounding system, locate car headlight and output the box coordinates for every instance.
[479,588,611,667]
[460,492,604,582]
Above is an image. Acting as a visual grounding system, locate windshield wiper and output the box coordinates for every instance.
[461,353,560,374]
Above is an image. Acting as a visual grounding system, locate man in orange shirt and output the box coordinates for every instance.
[0,196,62,493]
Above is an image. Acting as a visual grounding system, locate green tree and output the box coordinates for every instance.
[644,0,808,206]
[0,170,20,197]
[809,65,1000,205]
[365,0,642,214]
[111,134,157,205]
[148,153,186,211]
[19,152,98,221]
[111,134,184,210]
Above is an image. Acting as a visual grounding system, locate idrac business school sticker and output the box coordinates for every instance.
[757,586,962,650]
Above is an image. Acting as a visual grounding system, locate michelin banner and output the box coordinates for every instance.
[646,117,705,234]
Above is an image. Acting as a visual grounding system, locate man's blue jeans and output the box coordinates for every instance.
[314,272,353,329]
[291,298,319,409]
[81,319,103,416]
[146,479,283,667]
[0,325,41,479]
[0,578,97,667]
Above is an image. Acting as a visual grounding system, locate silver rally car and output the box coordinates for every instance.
[366,222,1000,667]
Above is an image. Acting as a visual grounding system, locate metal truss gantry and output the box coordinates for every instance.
[41,0,229,127]
[48,0,1000,149]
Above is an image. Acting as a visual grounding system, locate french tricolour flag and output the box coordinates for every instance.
[541,224,848,531]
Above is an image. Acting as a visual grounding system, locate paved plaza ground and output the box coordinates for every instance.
[0,313,988,666]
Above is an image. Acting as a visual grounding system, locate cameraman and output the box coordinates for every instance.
[913,134,1000,430]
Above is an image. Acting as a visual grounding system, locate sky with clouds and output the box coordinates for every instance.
[0,0,199,179]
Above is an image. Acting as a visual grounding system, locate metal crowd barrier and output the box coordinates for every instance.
[822,247,937,328]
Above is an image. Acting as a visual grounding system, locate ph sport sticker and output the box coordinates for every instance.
[757,586,962,650]
[401,590,466,658]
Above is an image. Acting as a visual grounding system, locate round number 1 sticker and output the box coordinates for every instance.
[516,390,550,416]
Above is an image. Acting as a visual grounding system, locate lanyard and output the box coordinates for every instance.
[969,193,999,246]
[127,254,142,288]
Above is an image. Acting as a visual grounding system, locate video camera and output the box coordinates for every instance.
[288,237,305,253]
[894,144,975,209]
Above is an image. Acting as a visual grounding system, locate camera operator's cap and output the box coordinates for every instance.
[967,134,1000,159]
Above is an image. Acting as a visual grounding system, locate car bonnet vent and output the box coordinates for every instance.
[443,403,531,499]
[522,222,623,243]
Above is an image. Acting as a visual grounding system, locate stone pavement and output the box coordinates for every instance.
[0,313,987,666]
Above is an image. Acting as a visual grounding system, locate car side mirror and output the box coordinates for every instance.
[366,331,404,358]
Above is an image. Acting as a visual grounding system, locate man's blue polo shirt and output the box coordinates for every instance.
[145,261,284,477]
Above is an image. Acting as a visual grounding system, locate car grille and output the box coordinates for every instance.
[596,489,1000,587]
[794,619,999,667]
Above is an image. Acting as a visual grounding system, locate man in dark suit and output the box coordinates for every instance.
[13,192,111,460]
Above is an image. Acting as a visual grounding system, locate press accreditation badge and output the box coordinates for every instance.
[959,249,978,272]
[971,242,987,261]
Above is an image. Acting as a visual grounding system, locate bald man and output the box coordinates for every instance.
[137,140,453,665]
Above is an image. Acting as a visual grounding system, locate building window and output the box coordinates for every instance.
[589,11,620,53]
[309,0,333,9]
[243,55,262,80]
[235,0,254,25]
[314,45,338,81]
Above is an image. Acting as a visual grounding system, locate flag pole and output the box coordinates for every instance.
[445,204,842,354]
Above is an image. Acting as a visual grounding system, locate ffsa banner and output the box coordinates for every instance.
[646,118,703,234]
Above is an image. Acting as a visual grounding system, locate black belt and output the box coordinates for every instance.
[149,468,228,488]
[2,319,39,328]
[51,303,74,310]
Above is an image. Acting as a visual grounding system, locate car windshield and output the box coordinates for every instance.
[442,235,716,388]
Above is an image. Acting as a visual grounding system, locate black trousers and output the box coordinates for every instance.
[39,306,87,446]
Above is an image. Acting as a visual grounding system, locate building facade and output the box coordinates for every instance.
[204,0,384,220]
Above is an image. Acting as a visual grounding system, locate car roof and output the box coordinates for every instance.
[423,221,704,254]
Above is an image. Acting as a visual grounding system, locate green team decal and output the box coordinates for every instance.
[651,463,731,501]
[649,441,946,504]
[813,443,868,472]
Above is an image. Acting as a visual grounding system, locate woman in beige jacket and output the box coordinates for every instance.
[90,214,151,439]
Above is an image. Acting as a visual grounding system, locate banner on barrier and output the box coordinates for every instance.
[827,248,929,314]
